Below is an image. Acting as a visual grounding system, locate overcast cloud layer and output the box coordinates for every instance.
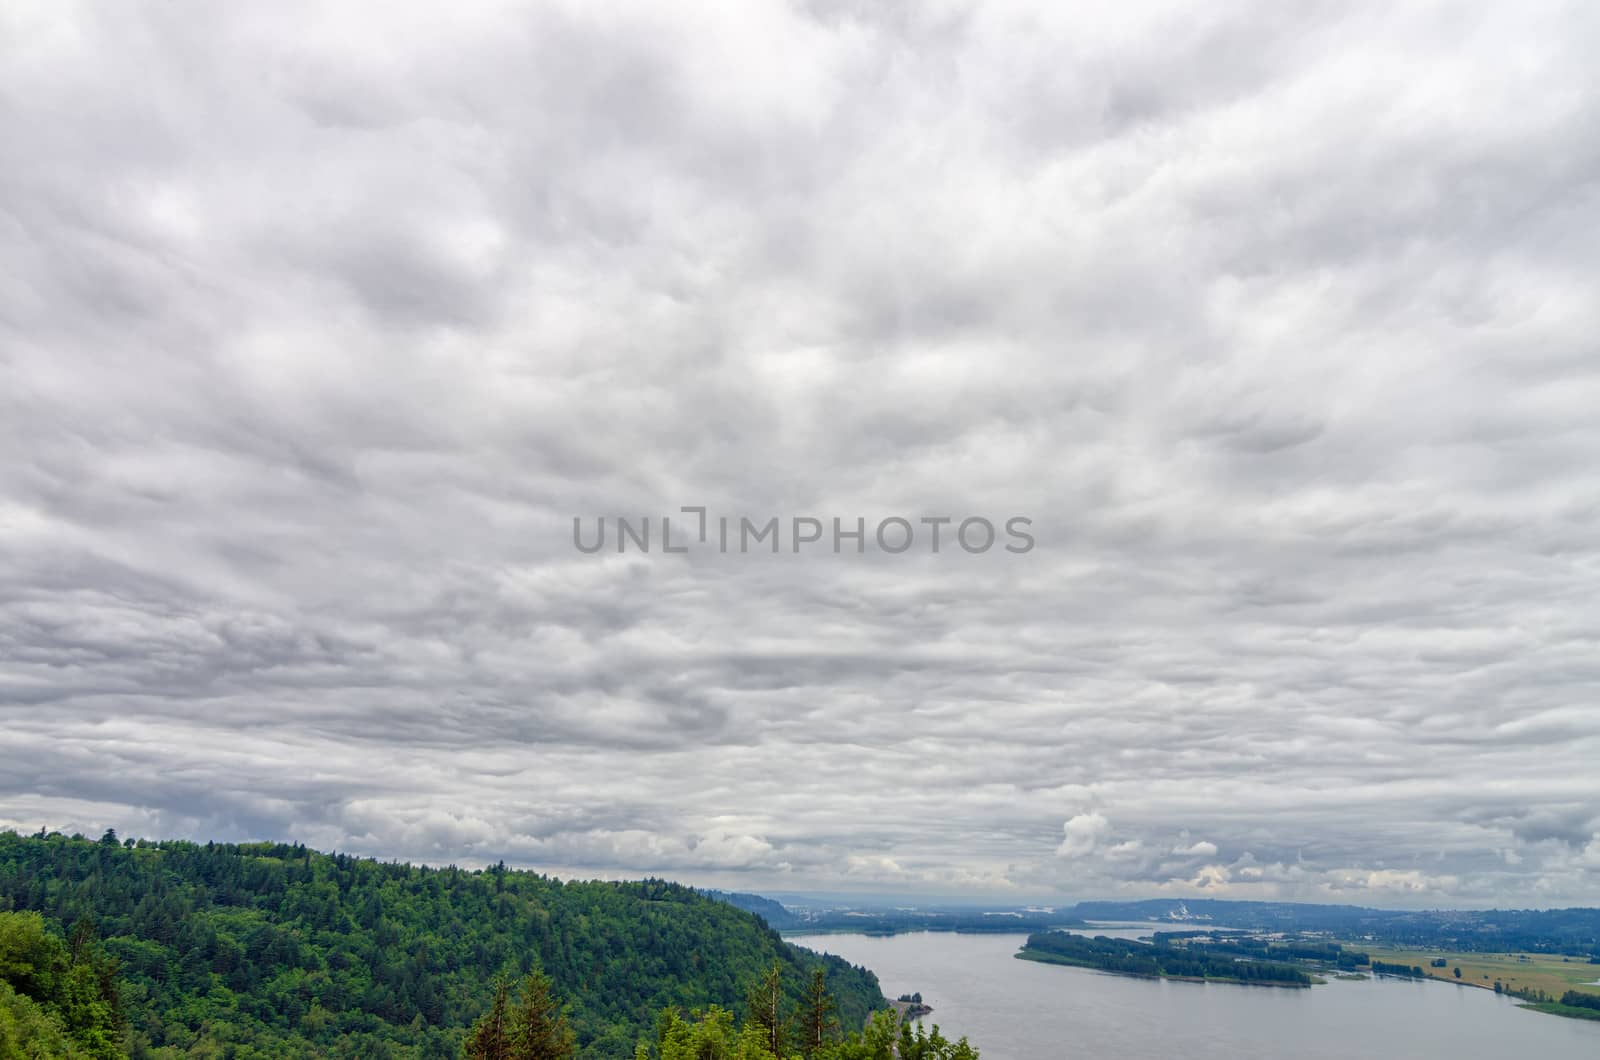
[3,1,1599,907]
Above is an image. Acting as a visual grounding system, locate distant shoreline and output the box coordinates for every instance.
[786,923,1077,938]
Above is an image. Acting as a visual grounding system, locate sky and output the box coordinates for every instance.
[2,1,1599,908]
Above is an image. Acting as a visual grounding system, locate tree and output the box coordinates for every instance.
[465,975,512,1060]
[509,971,576,1059]
[0,911,124,1059]
[857,1009,899,1060]
[0,832,890,1055]
[735,1020,782,1060]
[744,961,788,1058]
[800,968,837,1057]
[655,1005,749,1060]
[886,1014,977,1060]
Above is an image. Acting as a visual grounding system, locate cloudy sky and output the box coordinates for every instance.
[3,1,1599,908]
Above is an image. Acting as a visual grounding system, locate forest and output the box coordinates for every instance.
[1016,932,1312,986]
[0,831,892,1057]
[1149,932,1371,970]
[456,962,980,1060]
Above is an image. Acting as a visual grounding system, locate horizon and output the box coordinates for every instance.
[15,827,1595,916]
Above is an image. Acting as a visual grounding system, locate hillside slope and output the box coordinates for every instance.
[0,831,883,1057]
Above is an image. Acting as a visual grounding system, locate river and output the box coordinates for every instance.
[788,927,1600,1060]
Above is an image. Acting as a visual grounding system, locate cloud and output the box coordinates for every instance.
[1323,869,1463,897]
[1057,814,1112,859]
[1,0,1599,905]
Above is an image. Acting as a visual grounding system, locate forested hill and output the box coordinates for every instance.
[0,831,884,1057]
[701,890,802,931]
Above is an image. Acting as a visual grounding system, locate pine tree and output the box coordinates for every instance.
[744,961,788,1058]
[465,975,512,1060]
[509,971,576,1059]
[800,967,837,1057]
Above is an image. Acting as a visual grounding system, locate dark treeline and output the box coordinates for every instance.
[1368,961,1426,978]
[1017,932,1312,986]
[1558,991,1600,1011]
[0,831,883,1057]
[1151,932,1370,970]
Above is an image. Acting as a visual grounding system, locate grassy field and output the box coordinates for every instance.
[1351,943,1600,1002]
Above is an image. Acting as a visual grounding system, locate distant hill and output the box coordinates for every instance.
[703,891,1083,937]
[0,831,884,1057]
[1070,898,1600,955]
[1072,898,1390,930]
[701,889,803,930]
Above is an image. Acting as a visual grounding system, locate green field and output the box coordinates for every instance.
[1353,943,1600,1005]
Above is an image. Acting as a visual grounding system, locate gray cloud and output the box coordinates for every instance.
[1,0,1598,906]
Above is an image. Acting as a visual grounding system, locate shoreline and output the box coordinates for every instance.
[1016,948,1313,988]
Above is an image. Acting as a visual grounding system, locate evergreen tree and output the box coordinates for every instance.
[0,831,888,1055]
[800,967,837,1057]
[465,974,512,1059]
[509,970,576,1059]
[744,961,789,1058]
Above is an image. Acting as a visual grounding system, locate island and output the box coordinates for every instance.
[1016,931,1313,987]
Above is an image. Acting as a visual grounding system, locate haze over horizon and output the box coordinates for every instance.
[3,1,1599,910]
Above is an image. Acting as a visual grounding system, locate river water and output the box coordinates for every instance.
[789,927,1600,1060]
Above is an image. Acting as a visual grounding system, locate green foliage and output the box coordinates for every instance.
[0,911,125,1057]
[509,971,577,1059]
[466,976,513,1060]
[1557,990,1600,1012]
[0,831,883,1058]
[1151,932,1369,970]
[894,1019,977,1060]
[743,962,788,1057]
[1370,961,1425,978]
[464,972,576,1059]
[640,1001,976,1060]
[1020,932,1312,985]
[1,978,82,1057]
[808,1010,945,1060]
[798,969,836,1057]
[654,1004,738,1060]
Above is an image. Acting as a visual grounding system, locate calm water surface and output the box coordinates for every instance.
[789,927,1600,1060]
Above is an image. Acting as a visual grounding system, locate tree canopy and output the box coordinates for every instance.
[0,830,883,1057]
